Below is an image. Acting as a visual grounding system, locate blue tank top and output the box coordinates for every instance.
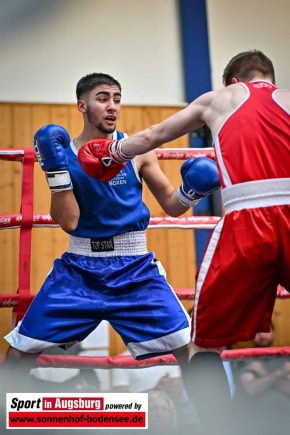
[66,131,150,238]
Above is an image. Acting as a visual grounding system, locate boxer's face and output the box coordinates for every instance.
[80,84,121,134]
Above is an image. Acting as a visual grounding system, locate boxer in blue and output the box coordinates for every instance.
[5,73,219,370]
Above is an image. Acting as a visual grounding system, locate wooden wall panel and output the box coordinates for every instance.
[0,105,13,148]
[118,106,144,135]
[271,300,290,347]
[67,105,83,138]
[1,102,289,358]
[30,105,52,294]
[0,107,17,295]
[233,299,290,351]
[0,105,17,286]
[0,104,18,348]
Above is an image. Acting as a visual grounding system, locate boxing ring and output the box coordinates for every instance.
[0,147,290,369]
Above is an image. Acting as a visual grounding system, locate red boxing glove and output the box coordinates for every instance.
[78,139,127,182]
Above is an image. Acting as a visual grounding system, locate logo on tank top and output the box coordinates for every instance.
[109,169,127,186]
[253,82,272,88]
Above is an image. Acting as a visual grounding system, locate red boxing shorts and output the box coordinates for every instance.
[192,180,290,348]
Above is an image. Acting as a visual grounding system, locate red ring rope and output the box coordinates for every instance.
[31,347,290,368]
[0,347,289,367]
[0,147,216,162]
[0,213,221,230]
[0,284,288,307]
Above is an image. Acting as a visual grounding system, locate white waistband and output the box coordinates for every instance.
[222,178,290,213]
[68,231,148,257]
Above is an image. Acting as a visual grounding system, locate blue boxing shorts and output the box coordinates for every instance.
[5,251,190,360]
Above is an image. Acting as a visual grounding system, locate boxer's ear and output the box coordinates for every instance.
[77,100,87,113]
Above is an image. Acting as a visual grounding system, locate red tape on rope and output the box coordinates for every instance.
[155,147,216,160]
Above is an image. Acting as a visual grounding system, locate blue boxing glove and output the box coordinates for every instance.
[177,157,220,207]
[33,124,73,193]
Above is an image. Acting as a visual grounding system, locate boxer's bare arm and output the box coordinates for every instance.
[50,190,80,232]
[121,84,248,156]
